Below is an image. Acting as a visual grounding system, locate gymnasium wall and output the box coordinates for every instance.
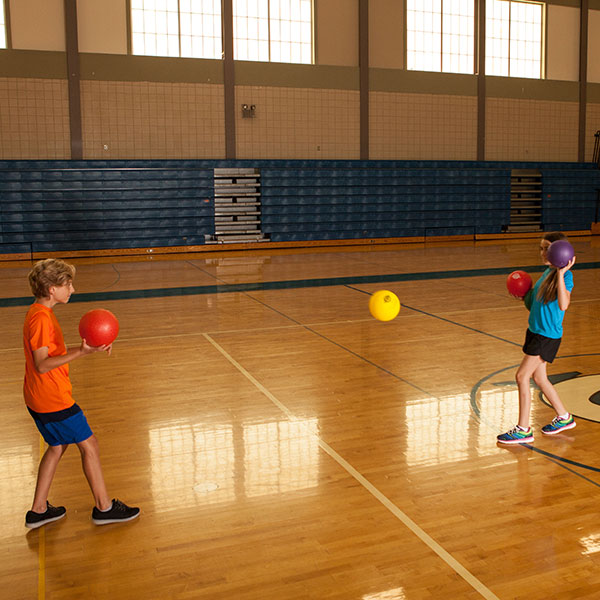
[0,1,599,162]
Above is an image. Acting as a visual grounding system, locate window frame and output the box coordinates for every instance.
[485,0,546,80]
[0,0,10,50]
[404,0,547,80]
[405,0,477,76]
[128,0,315,65]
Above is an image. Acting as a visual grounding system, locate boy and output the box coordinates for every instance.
[24,258,140,528]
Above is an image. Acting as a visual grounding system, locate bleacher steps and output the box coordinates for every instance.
[206,168,270,244]
[508,169,542,232]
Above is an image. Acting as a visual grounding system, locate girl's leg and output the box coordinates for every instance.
[532,361,568,416]
[76,435,111,510]
[515,354,545,429]
[31,444,68,512]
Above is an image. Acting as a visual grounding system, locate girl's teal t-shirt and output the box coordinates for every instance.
[528,268,574,339]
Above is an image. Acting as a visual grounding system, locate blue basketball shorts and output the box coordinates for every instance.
[28,403,93,446]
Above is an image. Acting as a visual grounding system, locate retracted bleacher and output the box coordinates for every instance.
[1,159,598,257]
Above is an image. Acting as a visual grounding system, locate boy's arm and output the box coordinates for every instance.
[33,340,111,374]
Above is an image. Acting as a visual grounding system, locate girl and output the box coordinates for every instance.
[497,232,576,445]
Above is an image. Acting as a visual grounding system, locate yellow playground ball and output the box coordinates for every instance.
[369,290,401,322]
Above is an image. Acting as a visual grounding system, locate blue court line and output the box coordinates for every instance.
[2,260,598,308]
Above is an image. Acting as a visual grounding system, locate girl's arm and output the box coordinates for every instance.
[33,340,111,374]
[557,256,576,311]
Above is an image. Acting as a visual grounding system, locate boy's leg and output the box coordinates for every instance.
[31,444,68,513]
[76,435,111,510]
[515,354,545,429]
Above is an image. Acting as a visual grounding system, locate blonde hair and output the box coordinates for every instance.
[28,259,76,299]
[538,232,566,304]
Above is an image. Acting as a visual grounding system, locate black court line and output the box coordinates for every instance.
[345,284,521,347]
[2,261,599,308]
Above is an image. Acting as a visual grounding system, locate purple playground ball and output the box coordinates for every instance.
[546,240,575,268]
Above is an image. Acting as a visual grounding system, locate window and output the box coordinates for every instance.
[486,0,544,79]
[131,0,222,59]
[130,0,314,65]
[234,0,313,64]
[406,0,475,75]
[0,0,6,49]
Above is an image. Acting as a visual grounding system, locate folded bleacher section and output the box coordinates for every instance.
[0,161,215,254]
[0,160,598,256]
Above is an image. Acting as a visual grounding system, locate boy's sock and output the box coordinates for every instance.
[99,501,113,513]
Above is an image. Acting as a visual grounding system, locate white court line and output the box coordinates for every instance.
[203,332,500,600]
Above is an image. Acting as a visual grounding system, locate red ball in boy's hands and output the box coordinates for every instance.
[506,271,532,298]
[79,309,119,346]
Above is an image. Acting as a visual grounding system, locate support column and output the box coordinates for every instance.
[64,0,82,160]
[578,0,588,163]
[476,0,486,161]
[222,0,236,159]
[359,0,369,160]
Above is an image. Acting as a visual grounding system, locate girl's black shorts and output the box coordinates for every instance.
[523,329,561,363]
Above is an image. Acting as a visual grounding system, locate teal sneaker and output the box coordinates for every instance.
[541,414,576,435]
[497,427,534,445]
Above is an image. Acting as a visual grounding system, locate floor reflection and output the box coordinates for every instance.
[149,417,320,509]
[405,389,522,467]
[0,444,36,514]
[363,588,406,600]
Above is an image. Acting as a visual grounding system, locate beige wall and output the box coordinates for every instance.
[235,85,359,159]
[546,5,579,82]
[1,2,600,162]
[9,0,65,51]
[77,0,127,55]
[586,102,600,161]
[80,80,225,159]
[485,98,579,162]
[316,0,358,67]
[370,92,477,160]
[0,77,70,158]
[369,0,403,70]
[589,10,600,83]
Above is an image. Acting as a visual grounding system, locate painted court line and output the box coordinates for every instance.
[203,333,500,600]
[38,435,46,600]
[3,260,600,308]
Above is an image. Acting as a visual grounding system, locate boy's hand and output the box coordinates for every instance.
[80,339,112,356]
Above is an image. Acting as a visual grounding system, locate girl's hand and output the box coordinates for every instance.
[559,255,576,275]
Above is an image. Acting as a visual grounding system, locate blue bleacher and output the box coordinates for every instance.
[0,159,598,254]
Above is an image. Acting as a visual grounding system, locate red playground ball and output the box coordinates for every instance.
[79,309,119,346]
[546,240,575,269]
[506,271,532,298]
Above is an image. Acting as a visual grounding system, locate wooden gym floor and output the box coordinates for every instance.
[1,236,600,600]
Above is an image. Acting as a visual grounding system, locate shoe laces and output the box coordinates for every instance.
[509,426,529,436]
[111,499,127,513]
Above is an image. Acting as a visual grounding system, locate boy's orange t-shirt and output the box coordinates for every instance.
[23,303,74,413]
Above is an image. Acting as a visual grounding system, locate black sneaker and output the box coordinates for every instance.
[92,499,140,525]
[25,502,66,529]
